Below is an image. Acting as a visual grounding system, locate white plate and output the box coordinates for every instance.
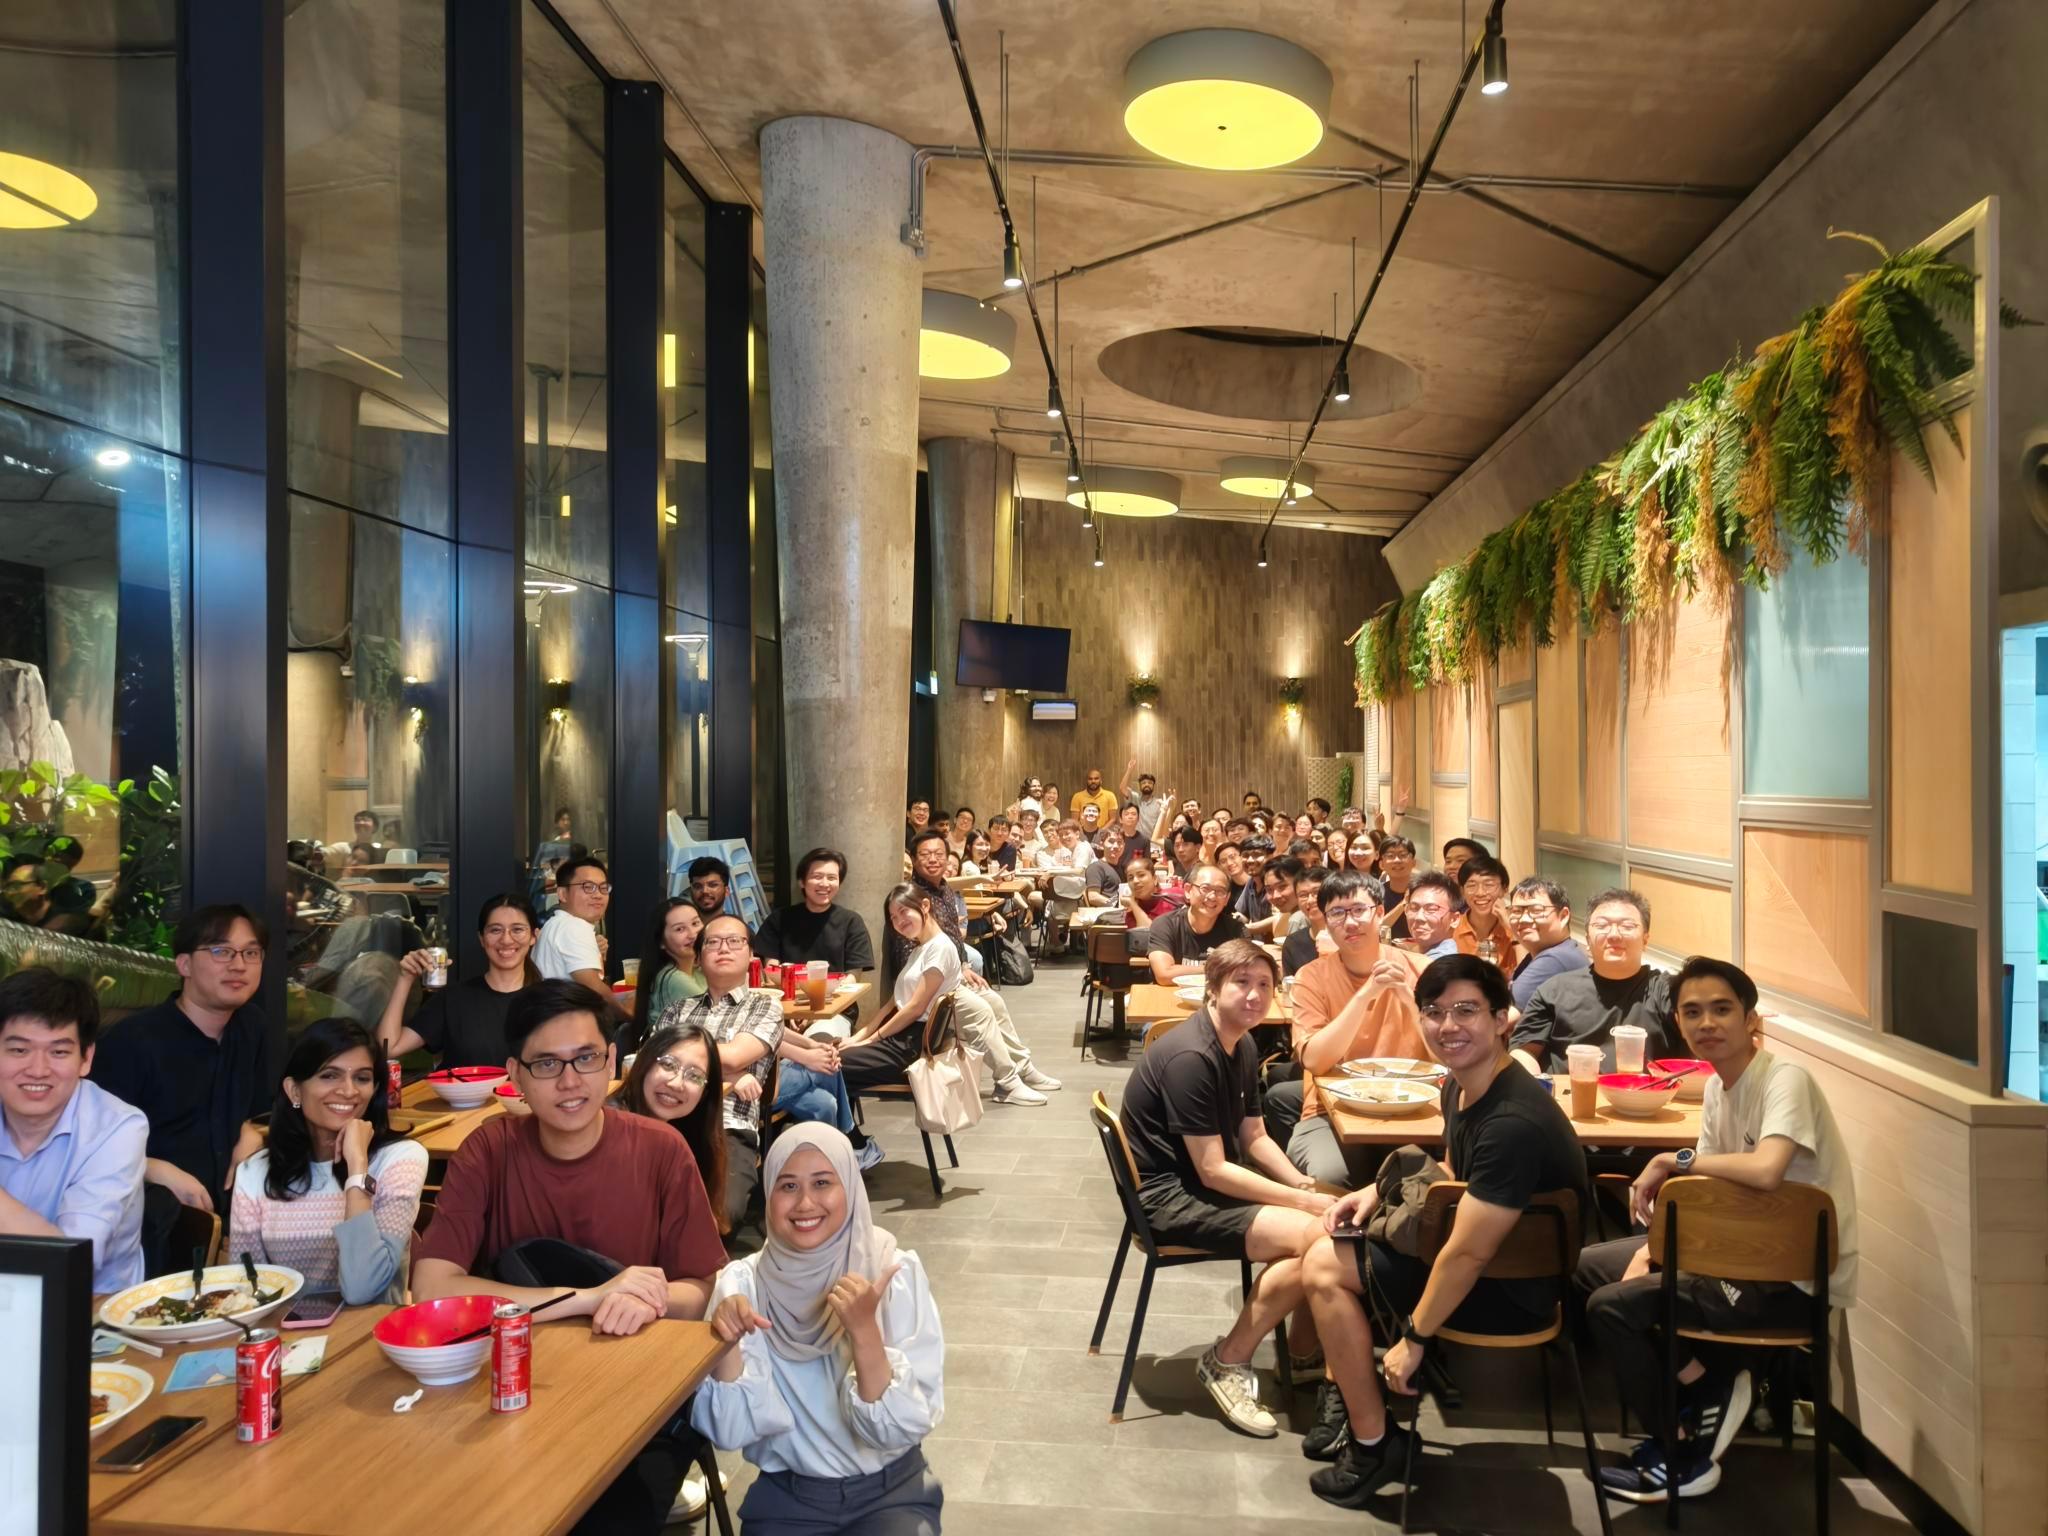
[1323,1078,1439,1116]
[99,1264,305,1343]
[91,1362,154,1436]
[1339,1057,1445,1081]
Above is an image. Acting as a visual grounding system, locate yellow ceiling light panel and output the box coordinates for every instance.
[919,290,1016,380]
[1219,455,1315,500]
[1123,31,1333,171]
[1067,465,1181,518]
[0,151,98,229]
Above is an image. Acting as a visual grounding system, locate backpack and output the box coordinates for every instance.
[993,929,1036,986]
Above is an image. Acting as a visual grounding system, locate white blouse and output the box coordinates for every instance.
[691,1249,944,1479]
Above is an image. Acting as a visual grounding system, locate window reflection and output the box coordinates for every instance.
[527,572,611,890]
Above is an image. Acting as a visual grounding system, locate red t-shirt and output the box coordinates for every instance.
[416,1108,726,1281]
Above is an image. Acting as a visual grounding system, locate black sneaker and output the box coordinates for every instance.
[1302,1379,1349,1461]
[1598,1439,1722,1504]
[1308,1424,1416,1508]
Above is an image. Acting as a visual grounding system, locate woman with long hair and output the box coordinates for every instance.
[841,885,959,1094]
[1324,826,1351,871]
[624,898,705,1052]
[961,831,992,876]
[377,893,538,1067]
[227,1017,426,1304]
[1349,831,1381,878]
[1199,817,1225,864]
[615,1019,730,1235]
[695,1125,944,1534]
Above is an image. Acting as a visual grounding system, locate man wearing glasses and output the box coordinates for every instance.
[1503,876,1588,1013]
[1284,871,1430,1189]
[93,905,276,1243]
[1511,888,1677,1072]
[1143,864,1249,985]
[536,854,614,1006]
[415,977,725,1531]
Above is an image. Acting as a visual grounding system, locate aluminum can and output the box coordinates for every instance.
[387,1059,404,1109]
[423,945,449,989]
[748,958,763,988]
[781,963,799,1001]
[490,1302,532,1412]
[236,1328,284,1443]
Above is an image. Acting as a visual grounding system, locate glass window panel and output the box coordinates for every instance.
[1536,848,1626,924]
[284,0,450,532]
[1742,542,1870,798]
[0,401,186,954]
[662,167,708,617]
[522,5,608,586]
[1883,909,1978,1063]
[284,500,453,1017]
[528,574,611,873]
[0,3,182,455]
[664,615,710,842]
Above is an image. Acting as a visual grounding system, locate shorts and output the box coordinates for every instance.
[1348,1236,1553,1336]
[1137,1175,1259,1258]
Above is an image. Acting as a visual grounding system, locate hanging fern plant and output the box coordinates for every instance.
[1350,236,2035,703]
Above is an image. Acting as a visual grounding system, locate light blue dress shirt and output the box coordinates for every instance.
[0,1078,149,1291]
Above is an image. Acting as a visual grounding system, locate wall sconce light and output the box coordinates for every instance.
[560,493,572,519]
[545,676,572,723]
[1127,673,1161,710]
[1279,676,1306,724]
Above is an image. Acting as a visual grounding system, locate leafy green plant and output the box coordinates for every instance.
[0,763,180,956]
[1336,760,1355,810]
[0,762,121,861]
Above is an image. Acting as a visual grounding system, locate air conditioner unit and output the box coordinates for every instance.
[1030,699,1078,723]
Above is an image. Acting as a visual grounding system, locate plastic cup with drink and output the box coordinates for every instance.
[803,960,829,1012]
[1566,1043,1603,1121]
[1611,1023,1648,1075]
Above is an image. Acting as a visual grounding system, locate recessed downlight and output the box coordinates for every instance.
[1123,30,1332,171]
[919,290,1016,380]
[1067,465,1181,518]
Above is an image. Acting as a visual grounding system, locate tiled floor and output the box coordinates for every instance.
[708,959,1916,1535]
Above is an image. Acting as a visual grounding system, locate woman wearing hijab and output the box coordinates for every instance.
[694,1124,945,1534]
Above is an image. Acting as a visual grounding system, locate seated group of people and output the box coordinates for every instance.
[1116,859,1859,1512]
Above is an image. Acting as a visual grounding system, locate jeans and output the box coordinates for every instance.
[776,1060,856,1132]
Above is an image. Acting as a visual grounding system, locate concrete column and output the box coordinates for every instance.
[760,116,922,939]
[927,437,1015,822]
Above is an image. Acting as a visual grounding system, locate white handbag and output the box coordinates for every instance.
[904,1001,984,1135]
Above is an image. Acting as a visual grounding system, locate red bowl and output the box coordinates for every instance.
[1650,1058,1710,1077]
[493,1083,523,1099]
[373,1293,501,1348]
[428,1066,507,1083]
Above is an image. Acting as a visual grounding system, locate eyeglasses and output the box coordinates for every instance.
[482,924,532,940]
[1505,905,1555,923]
[202,945,265,965]
[1190,883,1229,897]
[1588,918,1643,936]
[1420,1001,1493,1024]
[1323,904,1377,927]
[652,1055,708,1087]
[700,934,749,952]
[1462,879,1503,896]
[519,1048,609,1078]
[567,881,612,897]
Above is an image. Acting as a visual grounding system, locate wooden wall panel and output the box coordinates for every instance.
[1414,689,1432,813]
[1470,665,1497,824]
[1888,416,1973,895]
[1498,699,1535,882]
[1744,827,1872,1018]
[1431,682,1468,779]
[1535,613,1581,834]
[1585,622,1623,843]
[1431,783,1468,853]
[1625,590,1732,858]
[1390,690,1415,811]
[1498,637,1533,688]
[1009,505,1398,813]
[1627,867,1732,962]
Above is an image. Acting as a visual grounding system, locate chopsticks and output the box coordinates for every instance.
[444,1290,577,1344]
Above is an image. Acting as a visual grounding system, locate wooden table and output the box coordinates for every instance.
[396,1078,620,1159]
[340,880,447,900]
[782,979,869,1025]
[1125,982,1288,1026]
[94,1311,726,1536]
[88,1305,386,1517]
[1322,1073,1705,1148]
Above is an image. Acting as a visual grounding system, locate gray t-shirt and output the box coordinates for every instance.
[1509,939,1591,1013]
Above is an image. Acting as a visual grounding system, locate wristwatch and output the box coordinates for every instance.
[1400,1317,1434,1350]
[344,1172,378,1197]
[1673,1148,1695,1173]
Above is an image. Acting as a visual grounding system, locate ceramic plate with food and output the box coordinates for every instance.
[90,1362,154,1435]
[1322,1078,1439,1116]
[98,1263,304,1343]
[1339,1057,1445,1081]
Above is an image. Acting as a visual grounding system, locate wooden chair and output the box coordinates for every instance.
[1079,925,1143,1054]
[1649,1177,1839,1535]
[1085,1091,1290,1422]
[1388,1181,1612,1536]
[850,997,962,1198]
[170,1203,221,1270]
[1141,1016,1182,1050]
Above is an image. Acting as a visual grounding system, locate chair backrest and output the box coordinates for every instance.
[170,1202,222,1269]
[1087,925,1132,966]
[1649,1177,1838,1285]
[1417,1181,1581,1280]
[1142,1016,1182,1050]
[1088,1089,1144,1195]
[922,993,960,1057]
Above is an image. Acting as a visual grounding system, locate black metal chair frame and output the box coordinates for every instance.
[1079,924,1144,1056]
[850,996,962,1198]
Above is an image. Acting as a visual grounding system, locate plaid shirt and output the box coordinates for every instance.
[659,987,784,1138]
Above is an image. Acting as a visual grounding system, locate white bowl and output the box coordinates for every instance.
[100,1264,305,1343]
[373,1294,501,1386]
[91,1363,154,1436]
[379,1338,492,1386]
[426,1072,507,1109]
[1340,1057,1445,1082]
[1323,1078,1438,1117]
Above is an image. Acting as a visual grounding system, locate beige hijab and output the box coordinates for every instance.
[755,1125,901,1362]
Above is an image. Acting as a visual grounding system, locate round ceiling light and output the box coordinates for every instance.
[1123,30,1333,171]
[1067,465,1181,519]
[1219,455,1315,501]
[0,151,97,229]
[919,290,1016,380]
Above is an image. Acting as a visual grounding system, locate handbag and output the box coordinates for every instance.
[993,928,1036,986]
[1364,1144,1449,1257]
[905,1007,985,1135]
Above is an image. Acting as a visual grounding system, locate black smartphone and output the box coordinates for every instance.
[283,1289,344,1329]
[1329,1223,1368,1242]
[94,1414,204,1473]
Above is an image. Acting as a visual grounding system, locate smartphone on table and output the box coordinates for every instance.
[94,1415,205,1474]
[282,1290,344,1329]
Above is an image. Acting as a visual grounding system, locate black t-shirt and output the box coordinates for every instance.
[1142,906,1248,964]
[1234,880,1271,922]
[411,976,523,1068]
[753,903,876,972]
[1119,1009,1263,1191]
[1281,926,1320,978]
[91,994,274,1196]
[1510,967,1677,1070]
[1383,881,1413,940]
[1113,831,1151,870]
[989,843,1018,871]
[1442,1060,1590,1318]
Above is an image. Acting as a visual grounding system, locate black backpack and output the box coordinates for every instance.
[993,929,1036,986]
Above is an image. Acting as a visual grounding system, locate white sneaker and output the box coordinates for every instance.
[855,1135,886,1172]
[993,1075,1048,1106]
[666,1466,727,1525]
[1198,1343,1278,1437]
[1019,1063,1063,1092]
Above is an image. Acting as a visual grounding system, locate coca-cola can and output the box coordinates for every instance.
[236,1328,284,1443]
[781,964,799,1001]
[490,1302,531,1413]
[423,946,449,989]
[748,957,762,988]
[386,1058,404,1109]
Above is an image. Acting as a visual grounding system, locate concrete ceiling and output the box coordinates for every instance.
[554,0,1934,538]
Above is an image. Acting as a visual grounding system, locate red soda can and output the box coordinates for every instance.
[490,1302,531,1412]
[748,957,762,988]
[387,1058,404,1108]
[236,1328,284,1443]
[781,963,798,1001]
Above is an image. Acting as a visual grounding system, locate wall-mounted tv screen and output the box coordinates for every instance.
[956,620,1071,693]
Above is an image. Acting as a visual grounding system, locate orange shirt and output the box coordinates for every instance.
[1290,949,1430,1120]
[1453,912,1519,976]
[1070,787,1119,826]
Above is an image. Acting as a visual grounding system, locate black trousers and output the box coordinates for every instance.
[841,1029,923,1093]
[1574,1235,1809,1442]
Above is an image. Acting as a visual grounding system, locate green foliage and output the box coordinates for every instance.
[1352,239,2034,703]
[1278,677,1307,707]
[0,763,180,957]
[1126,673,1160,707]
[1336,760,1355,810]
